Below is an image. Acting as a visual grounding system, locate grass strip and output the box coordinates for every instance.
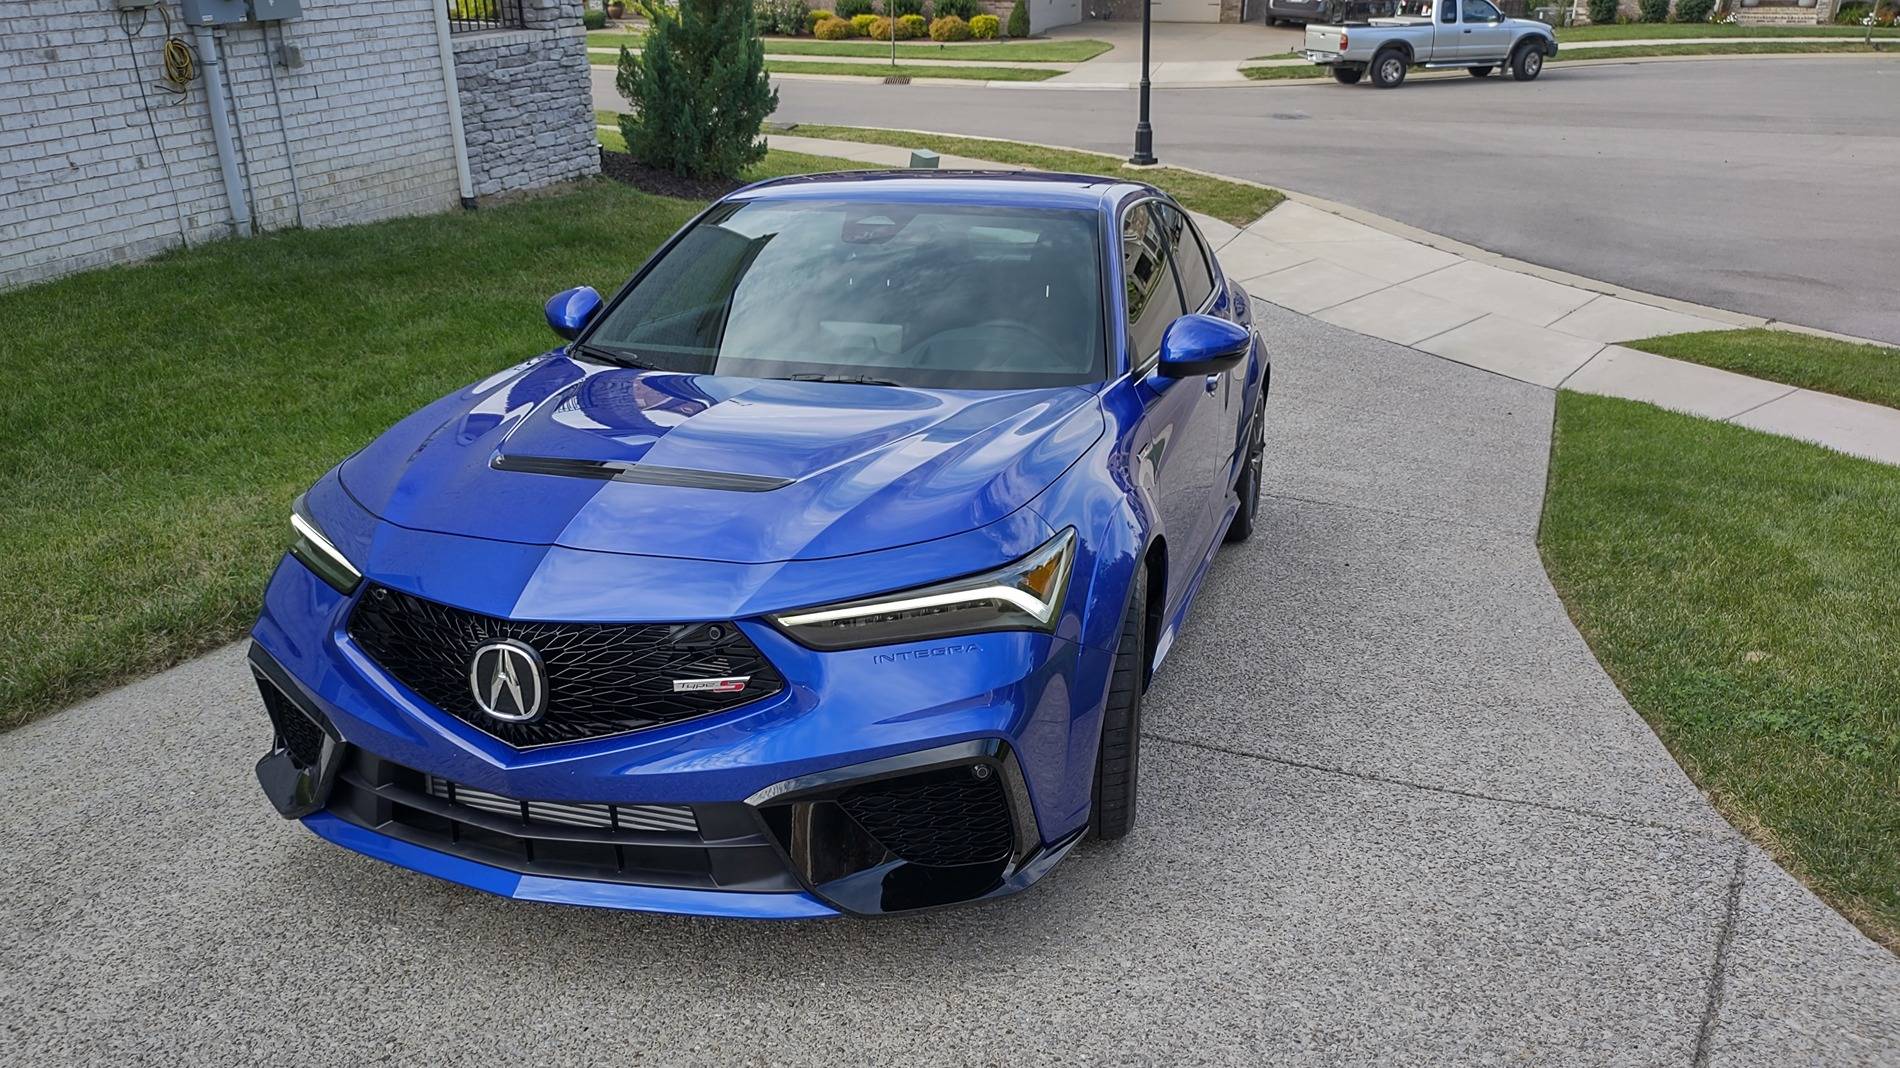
[1540,392,1900,951]
[1626,328,1900,411]
[760,59,1061,80]
[1555,22,1900,41]
[587,31,1111,60]
[771,123,1284,225]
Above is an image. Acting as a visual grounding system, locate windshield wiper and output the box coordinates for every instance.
[569,341,656,371]
[783,373,904,386]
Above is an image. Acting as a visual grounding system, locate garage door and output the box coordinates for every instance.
[1149,0,1221,19]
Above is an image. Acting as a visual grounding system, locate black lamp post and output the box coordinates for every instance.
[1128,0,1157,165]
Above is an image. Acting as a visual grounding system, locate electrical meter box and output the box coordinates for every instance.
[179,0,250,24]
[249,0,303,20]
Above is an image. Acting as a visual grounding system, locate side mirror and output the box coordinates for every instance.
[1156,314,1251,378]
[544,286,603,341]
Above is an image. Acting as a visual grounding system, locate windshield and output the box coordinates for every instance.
[583,197,1106,390]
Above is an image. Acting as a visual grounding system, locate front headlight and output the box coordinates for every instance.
[289,493,363,594]
[772,528,1076,651]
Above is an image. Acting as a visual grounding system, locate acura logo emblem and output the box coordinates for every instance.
[468,640,547,723]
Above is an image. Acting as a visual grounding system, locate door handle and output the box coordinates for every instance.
[1463,27,1472,31]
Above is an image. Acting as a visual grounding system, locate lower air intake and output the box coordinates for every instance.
[837,766,1014,867]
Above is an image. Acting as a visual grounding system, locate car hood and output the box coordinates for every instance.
[338,354,1103,565]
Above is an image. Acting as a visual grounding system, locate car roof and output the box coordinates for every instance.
[727,169,1158,213]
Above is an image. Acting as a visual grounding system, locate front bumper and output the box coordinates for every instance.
[250,553,1107,918]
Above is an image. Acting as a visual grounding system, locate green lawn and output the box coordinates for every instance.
[0,151,864,734]
[587,30,1112,61]
[761,58,1061,80]
[771,124,1284,225]
[1241,63,1330,80]
[1627,329,1900,411]
[1556,22,1900,40]
[1556,39,1886,59]
[1541,393,1900,951]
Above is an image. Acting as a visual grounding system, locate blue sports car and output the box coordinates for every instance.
[251,171,1270,918]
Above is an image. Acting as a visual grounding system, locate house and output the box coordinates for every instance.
[0,0,598,291]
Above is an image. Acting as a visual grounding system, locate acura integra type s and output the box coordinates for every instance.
[251,171,1271,918]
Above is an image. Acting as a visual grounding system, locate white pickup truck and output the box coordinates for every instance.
[1304,0,1558,88]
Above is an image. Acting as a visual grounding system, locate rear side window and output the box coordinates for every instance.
[1157,204,1217,312]
[1122,203,1186,365]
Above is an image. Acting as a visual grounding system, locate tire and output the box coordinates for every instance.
[1224,393,1267,544]
[1089,562,1147,841]
[1369,49,1407,89]
[1511,43,1544,81]
[1332,66,1363,84]
[1467,65,1494,77]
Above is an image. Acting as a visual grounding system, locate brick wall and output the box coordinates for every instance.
[452,0,599,198]
[3,1,462,291]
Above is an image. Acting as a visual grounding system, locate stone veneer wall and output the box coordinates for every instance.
[450,0,599,198]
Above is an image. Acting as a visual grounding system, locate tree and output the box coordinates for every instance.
[615,0,778,179]
[1007,0,1029,37]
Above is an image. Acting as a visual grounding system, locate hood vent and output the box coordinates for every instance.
[491,453,792,493]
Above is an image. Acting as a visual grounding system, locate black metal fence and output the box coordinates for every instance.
[447,0,525,33]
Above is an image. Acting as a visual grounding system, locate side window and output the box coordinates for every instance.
[1157,204,1217,313]
[1463,0,1500,19]
[1122,203,1186,366]
[1439,0,1456,21]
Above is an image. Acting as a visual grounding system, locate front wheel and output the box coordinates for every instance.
[1511,44,1544,81]
[1332,65,1363,84]
[1225,393,1267,544]
[1370,49,1408,89]
[1467,65,1494,77]
[1089,562,1148,841]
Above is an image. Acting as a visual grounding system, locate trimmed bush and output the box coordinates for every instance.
[614,0,777,179]
[583,8,609,28]
[931,0,982,18]
[1586,0,1619,21]
[806,7,835,30]
[836,0,875,16]
[1674,0,1714,19]
[1007,0,1028,36]
[882,0,925,15]
[850,11,881,32]
[928,13,970,38]
[868,13,893,35]
[813,13,854,35]
[969,12,999,36]
[754,0,810,32]
[896,12,928,35]
[1636,0,1668,20]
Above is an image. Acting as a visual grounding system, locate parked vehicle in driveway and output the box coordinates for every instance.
[249,171,1273,919]
[1303,0,1557,88]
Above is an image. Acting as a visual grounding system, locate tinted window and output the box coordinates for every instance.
[1438,0,1455,20]
[586,198,1105,390]
[1157,204,1217,313]
[1122,203,1186,366]
[1463,0,1500,19]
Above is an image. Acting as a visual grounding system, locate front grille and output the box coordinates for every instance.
[838,767,1014,867]
[424,776,698,834]
[259,677,328,768]
[327,750,800,892]
[347,585,784,748]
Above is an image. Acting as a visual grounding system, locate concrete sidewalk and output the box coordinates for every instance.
[770,132,1900,467]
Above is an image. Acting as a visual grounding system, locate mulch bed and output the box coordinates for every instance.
[599,150,748,200]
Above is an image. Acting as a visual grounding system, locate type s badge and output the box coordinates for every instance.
[671,676,751,693]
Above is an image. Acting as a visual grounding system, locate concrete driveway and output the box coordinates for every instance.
[595,56,1900,344]
[4,303,1894,1064]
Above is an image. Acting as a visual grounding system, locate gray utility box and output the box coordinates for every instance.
[249,0,303,20]
[180,0,250,24]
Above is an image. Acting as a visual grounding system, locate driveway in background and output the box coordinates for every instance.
[590,56,1900,344]
[4,304,1894,1064]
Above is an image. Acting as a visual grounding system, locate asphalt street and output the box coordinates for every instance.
[4,303,1895,1065]
[595,56,1900,344]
